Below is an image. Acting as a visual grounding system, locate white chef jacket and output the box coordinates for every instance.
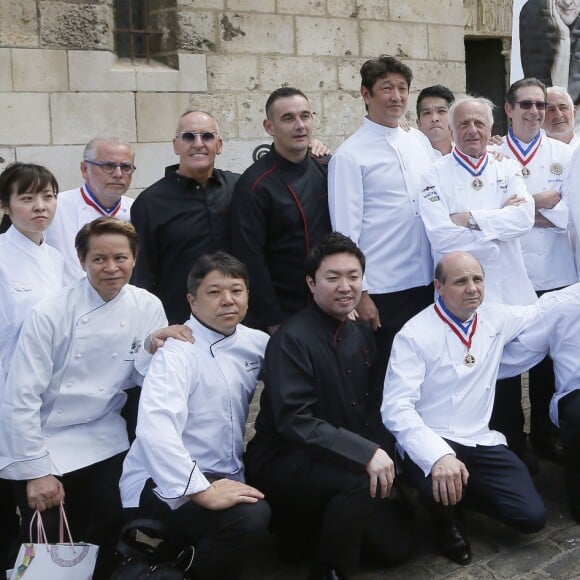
[419,152,537,305]
[120,315,268,510]
[562,144,580,276]
[0,226,64,384]
[44,185,133,285]
[0,278,166,479]
[500,282,580,426]
[329,117,435,294]
[492,132,576,291]
[381,301,537,476]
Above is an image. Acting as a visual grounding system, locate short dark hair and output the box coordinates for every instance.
[0,162,59,209]
[305,232,365,279]
[360,55,413,93]
[187,251,249,295]
[416,85,455,117]
[265,87,309,120]
[75,217,139,261]
[506,77,546,105]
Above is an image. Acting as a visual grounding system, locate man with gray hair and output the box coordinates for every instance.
[418,95,538,464]
[45,137,135,285]
[544,86,579,148]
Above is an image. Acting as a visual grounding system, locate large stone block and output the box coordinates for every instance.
[391,0,465,26]
[411,60,466,94]
[136,92,191,142]
[69,50,137,92]
[327,0,388,19]
[226,0,275,11]
[178,0,224,7]
[178,10,218,52]
[16,145,84,191]
[207,55,260,92]
[278,0,326,16]
[136,53,208,92]
[337,57,367,91]
[131,142,177,190]
[237,93,268,140]
[296,17,359,56]
[13,49,68,92]
[0,0,38,47]
[0,93,51,146]
[258,56,338,92]
[428,25,465,62]
[217,138,266,175]
[360,20,428,60]
[218,13,294,55]
[51,93,136,145]
[0,147,16,175]
[186,93,239,140]
[40,1,112,50]
[0,49,12,91]
[322,90,364,140]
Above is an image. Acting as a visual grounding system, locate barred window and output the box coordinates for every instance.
[114,0,177,68]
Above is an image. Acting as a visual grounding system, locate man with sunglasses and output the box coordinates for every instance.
[45,137,135,285]
[491,77,576,465]
[230,87,331,333]
[131,109,239,324]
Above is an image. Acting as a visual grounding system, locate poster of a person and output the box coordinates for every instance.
[513,0,580,103]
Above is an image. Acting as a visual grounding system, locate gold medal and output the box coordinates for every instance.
[464,352,475,367]
[550,162,564,176]
[521,167,531,178]
[471,177,484,191]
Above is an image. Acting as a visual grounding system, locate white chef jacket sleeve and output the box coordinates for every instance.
[328,151,364,243]
[499,301,551,379]
[0,308,56,478]
[562,150,580,233]
[536,197,569,230]
[419,166,500,262]
[134,342,210,509]
[132,301,169,383]
[381,328,455,477]
[471,163,535,240]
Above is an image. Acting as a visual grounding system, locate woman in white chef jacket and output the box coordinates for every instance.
[0,162,63,572]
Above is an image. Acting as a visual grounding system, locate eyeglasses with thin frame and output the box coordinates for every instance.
[84,160,136,175]
[177,131,219,143]
[514,100,548,110]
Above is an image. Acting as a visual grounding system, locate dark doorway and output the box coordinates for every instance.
[465,38,508,136]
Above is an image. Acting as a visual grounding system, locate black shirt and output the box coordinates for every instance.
[131,164,239,323]
[230,147,331,329]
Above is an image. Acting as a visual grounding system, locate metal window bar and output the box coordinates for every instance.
[115,0,162,63]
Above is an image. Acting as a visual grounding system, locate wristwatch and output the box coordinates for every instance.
[467,213,478,230]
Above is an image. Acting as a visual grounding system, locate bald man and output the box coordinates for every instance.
[382,252,546,566]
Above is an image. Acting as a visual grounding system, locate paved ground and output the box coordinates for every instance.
[243,382,580,579]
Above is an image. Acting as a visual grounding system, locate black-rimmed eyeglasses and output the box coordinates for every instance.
[514,100,548,110]
[176,131,219,143]
[84,160,136,175]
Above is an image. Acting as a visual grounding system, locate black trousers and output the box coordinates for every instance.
[402,441,546,533]
[246,446,414,574]
[371,283,434,383]
[132,478,271,580]
[0,477,19,570]
[490,375,527,451]
[558,389,580,517]
[12,452,126,580]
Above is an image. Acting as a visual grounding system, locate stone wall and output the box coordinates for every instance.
[0,0,470,195]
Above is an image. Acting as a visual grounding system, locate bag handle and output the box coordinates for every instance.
[29,504,75,547]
